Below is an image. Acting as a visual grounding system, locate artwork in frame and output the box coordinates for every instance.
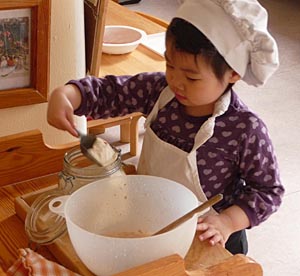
[0,0,50,109]
[0,8,31,90]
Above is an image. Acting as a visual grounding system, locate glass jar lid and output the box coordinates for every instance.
[25,188,68,245]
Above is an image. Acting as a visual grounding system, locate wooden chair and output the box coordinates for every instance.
[87,112,142,156]
[0,128,138,188]
[0,129,79,187]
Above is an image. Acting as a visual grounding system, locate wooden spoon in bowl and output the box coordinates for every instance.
[153,194,223,236]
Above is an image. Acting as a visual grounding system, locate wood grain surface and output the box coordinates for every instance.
[0,130,78,187]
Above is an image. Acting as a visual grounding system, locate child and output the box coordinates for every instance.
[47,0,284,254]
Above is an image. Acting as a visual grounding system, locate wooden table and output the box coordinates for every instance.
[102,0,166,75]
[0,2,262,276]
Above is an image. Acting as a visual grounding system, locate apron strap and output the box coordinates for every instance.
[144,86,174,128]
[192,91,232,151]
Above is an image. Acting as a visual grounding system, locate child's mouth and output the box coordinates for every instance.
[175,93,187,101]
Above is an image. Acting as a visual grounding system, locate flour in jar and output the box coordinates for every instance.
[87,137,118,166]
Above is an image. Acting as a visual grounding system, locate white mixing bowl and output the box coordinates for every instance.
[102,25,146,55]
[49,175,200,276]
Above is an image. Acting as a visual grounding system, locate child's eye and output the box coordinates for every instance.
[187,76,200,81]
[166,63,174,69]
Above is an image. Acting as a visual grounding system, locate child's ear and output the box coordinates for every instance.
[228,70,241,83]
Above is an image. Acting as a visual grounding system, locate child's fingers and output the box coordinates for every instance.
[65,112,78,137]
[197,224,225,246]
[199,228,216,241]
[198,231,224,246]
[197,217,204,223]
[208,234,224,247]
[196,221,209,231]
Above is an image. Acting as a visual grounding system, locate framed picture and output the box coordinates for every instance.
[84,0,108,76]
[0,0,50,109]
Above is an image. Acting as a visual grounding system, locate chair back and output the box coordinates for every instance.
[0,129,78,187]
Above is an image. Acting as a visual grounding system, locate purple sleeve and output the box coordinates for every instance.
[236,117,284,227]
[67,72,167,119]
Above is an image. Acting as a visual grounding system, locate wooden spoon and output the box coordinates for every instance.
[153,194,223,236]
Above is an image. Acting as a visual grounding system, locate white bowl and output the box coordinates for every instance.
[102,25,146,55]
[49,175,200,276]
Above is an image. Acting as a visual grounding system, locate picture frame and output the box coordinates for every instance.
[0,0,50,109]
[84,0,108,76]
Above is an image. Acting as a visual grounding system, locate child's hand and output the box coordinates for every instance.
[196,205,250,247]
[47,84,82,137]
[196,214,232,247]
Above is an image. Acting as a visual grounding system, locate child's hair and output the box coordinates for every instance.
[166,18,233,84]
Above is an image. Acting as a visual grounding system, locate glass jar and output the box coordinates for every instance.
[25,146,125,246]
[59,147,125,193]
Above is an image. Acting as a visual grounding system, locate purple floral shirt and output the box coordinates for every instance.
[70,72,284,228]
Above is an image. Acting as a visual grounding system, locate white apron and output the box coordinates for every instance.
[137,86,231,207]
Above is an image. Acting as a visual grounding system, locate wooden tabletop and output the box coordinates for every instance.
[0,2,261,275]
[0,174,60,272]
[100,0,166,76]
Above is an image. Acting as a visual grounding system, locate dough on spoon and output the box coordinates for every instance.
[87,137,118,166]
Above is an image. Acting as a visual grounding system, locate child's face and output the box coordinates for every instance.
[165,42,238,116]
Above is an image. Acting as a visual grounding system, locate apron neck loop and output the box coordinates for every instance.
[192,91,232,151]
[145,86,175,128]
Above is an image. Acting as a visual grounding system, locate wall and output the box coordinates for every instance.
[0,0,86,146]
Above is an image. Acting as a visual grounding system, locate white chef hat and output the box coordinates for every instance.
[176,0,279,87]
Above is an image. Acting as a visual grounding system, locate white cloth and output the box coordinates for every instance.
[137,86,231,210]
[176,0,279,87]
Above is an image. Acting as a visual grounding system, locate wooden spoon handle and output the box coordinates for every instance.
[154,194,223,235]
